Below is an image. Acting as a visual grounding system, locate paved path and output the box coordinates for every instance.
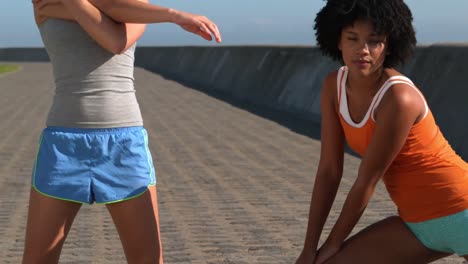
[0,63,464,263]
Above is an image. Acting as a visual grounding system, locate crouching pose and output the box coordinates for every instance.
[296,1,468,263]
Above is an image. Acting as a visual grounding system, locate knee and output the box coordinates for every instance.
[383,216,406,226]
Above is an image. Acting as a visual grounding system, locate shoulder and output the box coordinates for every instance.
[320,69,342,111]
[324,70,339,84]
[322,69,340,94]
[383,70,421,106]
[380,69,422,108]
[377,81,425,122]
[321,70,340,99]
[383,83,419,105]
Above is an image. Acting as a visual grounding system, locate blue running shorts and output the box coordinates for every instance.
[32,126,156,204]
[405,209,468,256]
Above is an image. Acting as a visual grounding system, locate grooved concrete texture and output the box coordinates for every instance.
[2,45,467,160]
[134,45,468,161]
[0,63,465,263]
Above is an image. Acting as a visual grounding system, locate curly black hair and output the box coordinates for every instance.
[314,0,416,68]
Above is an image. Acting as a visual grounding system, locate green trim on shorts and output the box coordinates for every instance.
[32,185,85,204]
[97,183,156,205]
[32,127,157,204]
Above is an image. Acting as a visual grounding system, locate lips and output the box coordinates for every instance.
[354,59,370,64]
[352,59,371,69]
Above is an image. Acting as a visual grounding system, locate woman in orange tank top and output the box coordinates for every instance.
[296,1,468,264]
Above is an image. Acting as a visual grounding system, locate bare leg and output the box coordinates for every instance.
[324,216,452,264]
[463,255,468,261]
[23,188,82,264]
[106,186,163,264]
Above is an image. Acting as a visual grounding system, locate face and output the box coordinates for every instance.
[338,19,388,77]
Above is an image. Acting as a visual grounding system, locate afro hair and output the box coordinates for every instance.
[314,0,416,67]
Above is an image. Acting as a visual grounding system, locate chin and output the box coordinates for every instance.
[349,65,373,77]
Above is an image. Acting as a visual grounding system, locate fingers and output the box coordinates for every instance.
[182,15,222,43]
[198,16,222,43]
[173,10,223,43]
[180,25,210,41]
[204,21,222,43]
[198,23,213,41]
[31,0,47,9]
[32,0,59,9]
[182,22,222,43]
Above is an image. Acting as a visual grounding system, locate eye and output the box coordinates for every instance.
[369,40,383,46]
[347,37,357,41]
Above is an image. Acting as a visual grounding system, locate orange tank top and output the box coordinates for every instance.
[336,66,468,222]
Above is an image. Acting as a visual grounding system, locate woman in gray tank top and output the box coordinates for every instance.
[24,1,221,263]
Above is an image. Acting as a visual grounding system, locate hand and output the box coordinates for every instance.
[170,9,222,43]
[295,249,317,264]
[32,0,60,9]
[315,241,341,264]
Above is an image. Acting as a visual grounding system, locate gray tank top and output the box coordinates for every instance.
[39,19,143,128]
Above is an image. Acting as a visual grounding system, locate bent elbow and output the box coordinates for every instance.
[113,45,125,55]
[107,40,128,55]
[111,47,125,55]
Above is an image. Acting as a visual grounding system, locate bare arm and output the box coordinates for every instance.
[315,83,425,263]
[59,0,130,54]
[88,0,172,23]
[33,3,74,25]
[34,0,147,54]
[296,72,346,263]
[34,0,221,44]
[87,0,221,42]
[33,5,47,25]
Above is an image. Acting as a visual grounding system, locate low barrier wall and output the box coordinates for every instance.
[1,44,467,159]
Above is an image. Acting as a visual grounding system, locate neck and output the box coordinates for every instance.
[347,68,386,94]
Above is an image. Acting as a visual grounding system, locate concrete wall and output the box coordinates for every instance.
[135,47,340,122]
[1,45,467,159]
[0,48,49,62]
[399,45,468,160]
[135,45,468,160]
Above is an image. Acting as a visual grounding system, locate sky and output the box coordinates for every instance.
[1,0,467,47]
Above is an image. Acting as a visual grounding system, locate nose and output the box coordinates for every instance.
[357,41,370,54]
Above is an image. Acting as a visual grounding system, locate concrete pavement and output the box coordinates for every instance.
[0,63,464,263]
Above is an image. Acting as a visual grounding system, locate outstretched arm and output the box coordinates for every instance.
[296,72,346,264]
[86,0,222,43]
[34,0,221,44]
[314,83,425,264]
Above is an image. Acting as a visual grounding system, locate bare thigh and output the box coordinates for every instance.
[23,188,82,264]
[325,216,452,264]
[106,186,163,264]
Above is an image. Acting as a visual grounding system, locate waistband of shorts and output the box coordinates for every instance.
[44,126,144,134]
